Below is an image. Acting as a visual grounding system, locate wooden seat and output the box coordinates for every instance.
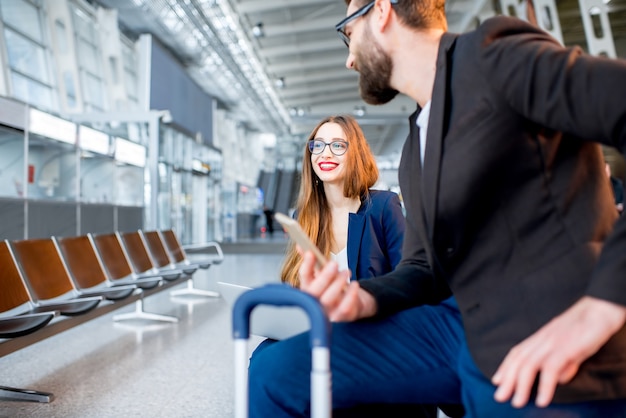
[0,240,100,317]
[89,233,177,323]
[117,231,183,281]
[0,242,44,317]
[142,230,197,275]
[88,233,161,289]
[160,229,224,269]
[144,230,220,298]
[9,238,134,303]
[53,235,138,301]
[0,240,56,338]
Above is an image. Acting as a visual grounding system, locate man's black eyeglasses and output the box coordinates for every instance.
[308,140,349,156]
[335,0,399,47]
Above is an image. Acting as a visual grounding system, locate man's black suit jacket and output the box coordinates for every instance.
[360,16,626,402]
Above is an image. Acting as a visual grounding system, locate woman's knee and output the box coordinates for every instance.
[249,335,310,391]
[248,336,313,416]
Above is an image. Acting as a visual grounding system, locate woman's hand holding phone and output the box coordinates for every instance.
[274,212,377,321]
[274,212,327,269]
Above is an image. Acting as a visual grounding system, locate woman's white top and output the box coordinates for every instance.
[331,247,349,281]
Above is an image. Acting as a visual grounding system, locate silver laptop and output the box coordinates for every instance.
[218,282,311,340]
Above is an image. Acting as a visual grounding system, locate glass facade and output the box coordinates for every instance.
[0,0,56,110]
[159,126,194,243]
[0,0,247,242]
[27,133,77,200]
[79,125,114,203]
[121,41,138,107]
[0,114,148,238]
[0,126,25,198]
[71,4,106,111]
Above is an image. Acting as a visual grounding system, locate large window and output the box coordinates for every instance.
[0,0,56,110]
[158,127,195,241]
[27,134,77,201]
[0,126,25,198]
[71,5,106,111]
[78,125,114,203]
[121,40,139,109]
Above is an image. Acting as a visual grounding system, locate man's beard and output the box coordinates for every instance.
[357,23,399,105]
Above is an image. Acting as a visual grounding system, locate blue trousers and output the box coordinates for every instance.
[248,297,626,417]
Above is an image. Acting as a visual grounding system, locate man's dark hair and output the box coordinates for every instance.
[344,0,447,30]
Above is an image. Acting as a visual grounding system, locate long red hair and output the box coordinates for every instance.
[281,115,378,286]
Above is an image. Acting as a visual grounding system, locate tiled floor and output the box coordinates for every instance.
[0,238,286,418]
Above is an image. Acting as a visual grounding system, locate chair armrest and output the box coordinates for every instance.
[182,241,224,263]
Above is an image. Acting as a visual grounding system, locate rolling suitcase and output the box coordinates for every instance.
[232,283,331,418]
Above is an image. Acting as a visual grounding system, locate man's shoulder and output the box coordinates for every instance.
[469,15,555,42]
[453,15,561,68]
[476,15,533,32]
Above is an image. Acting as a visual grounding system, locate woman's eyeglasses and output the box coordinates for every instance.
[308,140,349,156]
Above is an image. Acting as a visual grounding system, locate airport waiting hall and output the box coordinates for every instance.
[0,0,626,417]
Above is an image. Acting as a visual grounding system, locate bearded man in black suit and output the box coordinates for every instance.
[247,1,626,417]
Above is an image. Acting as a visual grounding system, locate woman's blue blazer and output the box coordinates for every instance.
[347,190,405,280]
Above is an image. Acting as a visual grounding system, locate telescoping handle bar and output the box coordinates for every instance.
[232,284,331,418]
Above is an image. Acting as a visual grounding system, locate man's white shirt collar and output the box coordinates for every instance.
[416,100,432,166]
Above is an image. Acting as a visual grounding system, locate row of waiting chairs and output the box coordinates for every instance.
[0,229,223,340]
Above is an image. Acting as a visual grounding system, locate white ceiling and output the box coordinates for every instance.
[87,0,489,165]
[230,0,491,163]
[89,0,626,165]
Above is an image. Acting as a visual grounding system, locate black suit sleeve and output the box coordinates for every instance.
[359,212,451,317]
[478,17,626,151]
[480,17,626,306]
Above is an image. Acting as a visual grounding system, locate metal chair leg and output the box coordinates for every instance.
[0,385,54,403]
[170,278,220,298]
[113,299,178,323]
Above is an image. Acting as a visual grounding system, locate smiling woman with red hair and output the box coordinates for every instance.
[280,114,403,288]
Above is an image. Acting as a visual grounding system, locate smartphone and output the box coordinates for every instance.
[274,212,327,269]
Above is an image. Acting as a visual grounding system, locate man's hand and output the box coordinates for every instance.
[298,251,377,322]
[492,296,626,408]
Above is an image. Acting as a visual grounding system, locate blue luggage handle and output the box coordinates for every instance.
[232,284,332,418]
[232,283,330,348]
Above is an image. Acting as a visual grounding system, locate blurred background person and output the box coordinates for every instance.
[263,205,275,235]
